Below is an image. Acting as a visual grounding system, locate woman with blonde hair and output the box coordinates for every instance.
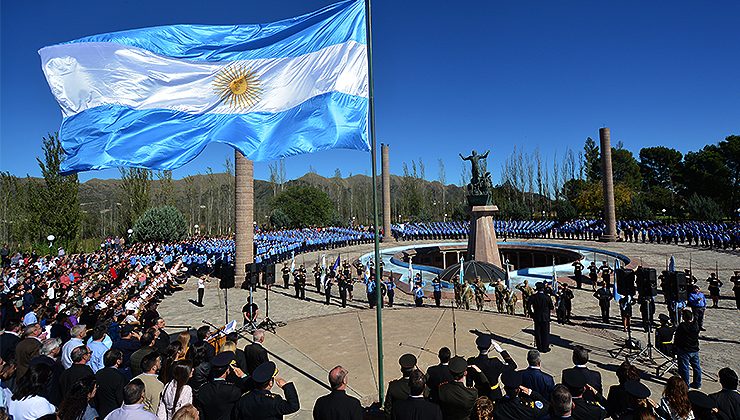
[176,331,190,360]
[172,404,199,420]
[472,396,494,420]
[657,376,694,420]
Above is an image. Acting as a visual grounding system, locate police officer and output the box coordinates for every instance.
[413,281,424,307]
[366,275,377,309]
[384,275,395,307]
[707,273,723,308]
[600,261,613,290]
[312,263,322,293]
[195,351,247,420]
[572,260,584,289]
[563,369,607,420]
[655,313,675,357]
[432,276,442,307]
[732,270,740,310]
[384,354,424,417]
[281,263,290,289]
[492,369,548,419]
[438,356,483,420]
[298,264,307,300]
[593,282,613,324]
[233,361,299,419]
[467,334,516,401]
[588,261,598,290]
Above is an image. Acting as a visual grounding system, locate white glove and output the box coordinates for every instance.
[492,341,503,353]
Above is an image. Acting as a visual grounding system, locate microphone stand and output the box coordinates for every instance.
[451,300,458,356]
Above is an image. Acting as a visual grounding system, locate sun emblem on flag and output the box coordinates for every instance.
[213,64,262,110]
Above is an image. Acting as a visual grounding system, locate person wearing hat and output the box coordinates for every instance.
[391,369,443,420]
[730,270,740,310]
[233,361,299,419]
[384,354,426,417]
[711,367,739,420]
[655,313,676,357]
[593,281,613,324]
[195,351,247,420]
[562,369,607,420]
[528,281,554,353]
[620,380,656,419]
[438,356,486,420]
[492,369,548,419]
[689,390,728,420]
[466,333,516,401]
[313,365,363,420]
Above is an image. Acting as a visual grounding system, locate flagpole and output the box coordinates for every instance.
[364,0,385,405]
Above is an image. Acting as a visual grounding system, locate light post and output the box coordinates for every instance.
[199,204,206,235]
[127,228,133,241]
[542,210,546,219]
[194,224,200,236]
[47,234,55,255]
[444,213,448,222]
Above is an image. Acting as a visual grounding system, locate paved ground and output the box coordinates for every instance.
[159,238,739,419]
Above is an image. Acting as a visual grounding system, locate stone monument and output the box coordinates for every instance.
[599,128,617,242]
[460,150,502,267]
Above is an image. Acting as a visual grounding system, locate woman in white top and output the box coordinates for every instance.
[7,364,56,420]
[657,375,695,420]
[157,360,194,420]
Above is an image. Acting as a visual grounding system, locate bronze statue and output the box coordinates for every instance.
[459,150,489,183]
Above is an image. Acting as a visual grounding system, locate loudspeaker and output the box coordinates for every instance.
[674,271,688,302]
[219,263,235,289]
[263,264,276,286]
[616,268,635,296]
[636,267,658,297]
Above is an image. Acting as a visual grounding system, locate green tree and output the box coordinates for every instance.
[119,167,152,232]
[681,146,731,213]
[271,185,335,227]
[132,206,187,242]
[639,146,683,191]
[611,147,641,190]
[685,194,724,222]
[269,208,291,228]
[33,133,81,248]
[583,137,601,182]
[718,135,739,214]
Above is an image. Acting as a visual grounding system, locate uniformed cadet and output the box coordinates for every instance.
[413,281,424,307]
[617,380,654,419]
[563,369,607,420]
[281,263,290,289]
[517,280,534,317]
[366,275,377,309]
[325,272,334,306]
[572,260,584,289]
[466,334,516,401]
[438,356,483,420]
[432,276,442,307]
[312,263,322,293]
[195,351,246,420]
[599,261,613,290]
[588,261,598,290]
[298,264,307,300]
[707,273,723,308]
[494,280,506,313]
[384,275,395,307]
[655,313,675,357]
[506,289,518,315]
[731,270,740,310]
[232,361,299,419]
[462,282,474,310]
[594,282,613,324]
[492,369,548,419]
[384,354,426,418]
[473,277,486,311]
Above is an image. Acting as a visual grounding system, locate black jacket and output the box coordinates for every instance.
[391,397,443,420]
[233,383,300,420]
[195,379,243,420]
[711,389,740,420]
[521,367,555,401]
[244,342,269,374]
[95,366,128,418]
[492,391,548,420]
[0,331,20,361]
[466,352,516,400]
[426,363,453,402]
[59,363,94,395]
[529,292,554,323]
[674,320,700,353]
[438,381,478,420]
[313,389,363,420]
[561,366,603,396]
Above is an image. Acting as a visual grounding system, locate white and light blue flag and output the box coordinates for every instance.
[39,0,369,173]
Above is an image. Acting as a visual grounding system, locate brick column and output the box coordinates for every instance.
[381,143,392,241]
[235,151,254,282]
[599,128,618,241]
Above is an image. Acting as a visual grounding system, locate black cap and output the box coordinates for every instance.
[211,351,234,367]
[688,390,716,410]
[562,369,587,389]
[501,369,522,388]
[624,380,650,399]
[399,354,417,369]
[658,313,670,322]
[535,282,544,290]
[475,335,491,349]
[448,356,467,375]
[120,325,134,335]
[251,361,278,385]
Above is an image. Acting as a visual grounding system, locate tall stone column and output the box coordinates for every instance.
[381,144,392,241]
[599,128,618,241]
[235,151,254,282]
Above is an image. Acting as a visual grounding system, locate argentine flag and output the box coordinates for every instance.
[39,0,369,173]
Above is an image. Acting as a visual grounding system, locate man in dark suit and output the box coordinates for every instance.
[561,345,603,396]
[244,329,269,375]
[528,282,554,353]
[0,320,21,361]
[392,370,442,420]
[95,349,128,419]
[520,349,555,401]
[438,356,485,420]
[14,322,43,379]
[426,347,453,402]
[59,345,95,393]
[313,365,363,420]
[711,367,740,420]
[226,332,248,373]
[196,352,248,420]
[562,369,607,420]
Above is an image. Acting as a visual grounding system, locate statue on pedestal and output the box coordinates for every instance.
[460,150,494,206]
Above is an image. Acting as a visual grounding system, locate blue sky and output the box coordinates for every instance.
[1,0,738,184]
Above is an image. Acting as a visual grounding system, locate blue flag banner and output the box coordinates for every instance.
[332,255,341,272]
[613,259,622,302]
[39,0,369,173]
